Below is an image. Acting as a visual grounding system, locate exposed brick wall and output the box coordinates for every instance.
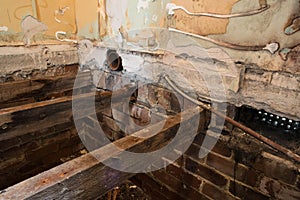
[131,128,300,200]
[1,60,298,200]
[94,68,300,200]
[91,48,300,120]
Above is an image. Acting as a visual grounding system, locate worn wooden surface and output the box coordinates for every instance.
[0,92,106,141]
[0,66,93,189]
[0,70,91,109]
[0,107,202,200]
[0,81,135,190]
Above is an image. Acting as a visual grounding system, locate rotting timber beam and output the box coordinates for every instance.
[0,106,203,200]
[0,67,90,109]
[0,91,109,142]
[0,83,137,142]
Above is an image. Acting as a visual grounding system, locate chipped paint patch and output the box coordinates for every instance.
[137,0,151,13]
[106,0,128,34]
[54,6,70,23]
[279,48,292,61]
[119,53,144,72]
[152,15,158,22]
[0,26,8,32]
[21,15,48,46]
[36,0,76,35]
[285,17,300,35]
[281,45,300,73]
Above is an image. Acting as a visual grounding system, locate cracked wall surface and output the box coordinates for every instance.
[0,0,299,119]
[0,0,299,68]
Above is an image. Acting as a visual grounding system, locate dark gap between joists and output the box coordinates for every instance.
[236,105,300,154]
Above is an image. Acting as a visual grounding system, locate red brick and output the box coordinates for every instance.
[193,132,206,146]
[81,116,97,128]
[99,122,116,140]
[253,153,298,185]
[42,149,68,164]
[0,176,9,190]
[70,133,98,151]
[202,183,236,200]
[129,104,151,125]
[224,104,236,131]
[232,147,258,167]
[243,169,262,187]
[180,187,209,200]
[163,154,184,167]
[157,87,172,110]
[211,141,232,157]
[24,141,41,151]
[185,157,228,187]
[193,133,232,158]
[131,174,182,200]
[17,161,43,175]
[184,144,206,163]
[258,176,300,199]
[206,153,247,180]
[151,170,207,200]
[229,180,270,200]
[147,84,158,106]
[151,169,183,190]
[166,164,202,190]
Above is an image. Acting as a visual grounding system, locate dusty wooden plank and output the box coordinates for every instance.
[0,107,202,200]
[0,93,110,141]
[0,84,134,142]
[0,71,92,109]
[0,93,96,141]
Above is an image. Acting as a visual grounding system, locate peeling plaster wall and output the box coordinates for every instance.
[170,0,239,35]
[0,0,299,118]
[0,0,299,67]
[208,0,300,73]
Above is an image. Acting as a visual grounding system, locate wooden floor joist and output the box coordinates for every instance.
[0,70,91,109]
[0,107,202,200]
[0,85,143,190]
[0,85,134,142]
[0,92,106,141]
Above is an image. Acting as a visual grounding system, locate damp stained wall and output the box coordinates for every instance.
[0,0,299,69]
[0,1,299,122]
